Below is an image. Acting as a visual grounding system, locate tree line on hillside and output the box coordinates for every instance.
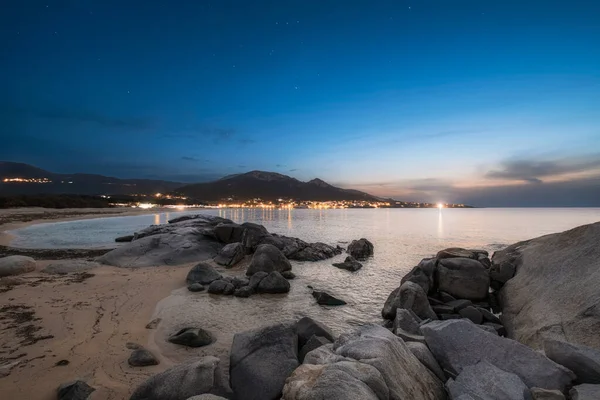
[0,195,114,209]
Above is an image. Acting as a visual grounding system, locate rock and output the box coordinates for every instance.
[146,318,161,329]
[432,304,455,315]
[531,388,566,400]
[115,235,134,242]
[246,244,292,276]
[130,356,232,400]
[128,348,159,367]
[446,299,473,312]
[42,260,98,275]
[312,290,346,306]
[0,256,36,277]
[478,307,502,324]
[570,384,600,400]
[280,271,296,279]
[208,280,234,295]
[490,260,517,288]
[168,327,213,348]
[240,222,269,252]
[483,322,506,336]
[283,324,445,399]
[439,291,456,302]
[186,262,222,285]
[332,256,362,271]
[299,335,331,363]
[234,286,253,297]
[55,359,70,366]
[397,281,437,320]
[421,319,575,391]
[406,341,446,381]
[436,248,482,260]
[214,223,245,243]
[231,277,249,288]
[214,242,245,267]
[496,222,600,350]
[437,257,490,300]
[186,395,229,400]
[57,380,95,400]
[458,306,483,324]
[291,242,342,261]
[230,323,298,400]
[257,271,291,293]
[393,308,422,335]
[246,271,267,289]
[401,258,437,294]
[98,216,227,267]
[126,342,142,350]
[395,328,427,344]
[187,283,205,292]
[477,324,499,335]
[544,339,600,384]
[428,297,445,306]
[346,238,374,260]
[446,360,531,400]
[296,316,335,347]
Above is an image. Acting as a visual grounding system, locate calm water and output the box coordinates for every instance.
[8,208,600,365]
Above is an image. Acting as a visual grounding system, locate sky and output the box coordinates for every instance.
[1,0,599,206]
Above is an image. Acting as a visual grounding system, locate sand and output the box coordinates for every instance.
[0,261,189,400]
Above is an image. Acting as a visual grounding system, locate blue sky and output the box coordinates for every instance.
[1,0,599,206]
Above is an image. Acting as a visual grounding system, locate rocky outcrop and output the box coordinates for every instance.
[436,257,490,300]
[347,238,374,260]
[421,319,575,391]
[186,262,222,285]
[446,360,530,400]
[58,380,95,400]
[246,244,292,276]
[129,357,232,400]
[282,324,445,400]
[0,255,36,277]
[332,256,362,271]
[496,222,600,350]
[544,339,600,384]
[230,323,299,400]
[214,242,245,267]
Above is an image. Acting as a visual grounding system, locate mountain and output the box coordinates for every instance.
[175,170,382,202]
[0,161,183,196]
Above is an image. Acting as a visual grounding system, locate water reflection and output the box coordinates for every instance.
[438,208,444,237]
[154,213,160,225]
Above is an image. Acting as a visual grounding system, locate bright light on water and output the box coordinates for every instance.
[437,203,444,209]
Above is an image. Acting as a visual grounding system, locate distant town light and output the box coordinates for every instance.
[437,203,444,209]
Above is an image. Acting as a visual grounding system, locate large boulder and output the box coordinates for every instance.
[230,323,299,400]
[421,319,575,391]
[544,339,600,384]
[496,222,600,350]
[290,242,342,261]
[241,222,269,252]
[283,324,445,400]
[393,308,422,335]
[406,342,445,381]
[214,223,245,243]
[246,244,292,276]
[436,257,490,300]
[401,258,437,294]
[0,256,36,277]
[214,242,245,267]
[446,360,531,400]
[186,262,222,285]
[257,271,291,293]
[382,281,437,321]
[129,356,232,400]
[347,238,374,260]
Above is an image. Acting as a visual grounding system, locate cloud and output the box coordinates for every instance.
[181,156,205,162]
[289,169,298,172]
[237,165,247,169]
[485,156,600,183]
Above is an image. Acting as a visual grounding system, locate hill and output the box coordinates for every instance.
[0,161,182,196]
[175,170,382,202]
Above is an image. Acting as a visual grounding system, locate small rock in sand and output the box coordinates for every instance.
[129,348,160,367]
[168,327,214,348]
[57,380,95,400]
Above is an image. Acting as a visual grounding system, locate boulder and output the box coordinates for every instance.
[283,324,445,399]
[401,258,437,294]
[393,308,422,335]
[299,335,331,363]
[99,216,227,267]
[439,292,456,302]
[296,317,335,347]
[214,242,245,267]
[496,222,600,350]
[421,319,575,391]
[291,242,342,261]
[477,324,499,335]
[246,244,292,276]
[208,280,234,295]
[214,223,245,243]
[128,348,159,367]
[187,283,205,292]
[530,388,566,400]
[234,286,253,298]
[281,271,296,279]
[0,256,36,277]
[115,234,134,242]
[186,395,229,400]
[248,271,268,290]
[186,262,222,285]
[240,222,269,252]
[168,327,213,348]
[458,306,483,324]
[406,341,445,381]
[570,384,600,400]
[437,257,490,300]
[230,323,299,400]
[390,281,437,321]
[446,299,473,312]
[332,256,362,272]
[312,290,346,306]
[130,356,232,400]
[395,328,427,344]
[544,339,600,384]
[478,307,502,324]
[257,271,291,294]
[446,360,531,400]
[483,322,507,336]
[346,238,374,260]
[57,380,95,400]
[42,260,98,275]
[436,248,481,259]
